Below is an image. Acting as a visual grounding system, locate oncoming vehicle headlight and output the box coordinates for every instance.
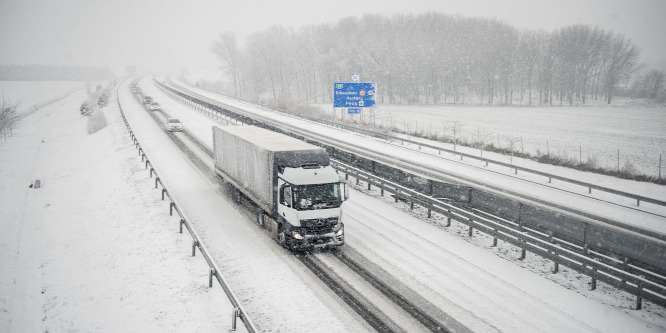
[293,232,303,240]
[336,227,344,236]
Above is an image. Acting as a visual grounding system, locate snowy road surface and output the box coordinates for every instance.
[138,77,666,332]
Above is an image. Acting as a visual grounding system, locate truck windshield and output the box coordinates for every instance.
[292,183,342,210]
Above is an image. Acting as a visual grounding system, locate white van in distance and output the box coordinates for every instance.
[166,118,183,132]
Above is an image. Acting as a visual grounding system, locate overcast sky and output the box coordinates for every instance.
[1,0,664,76]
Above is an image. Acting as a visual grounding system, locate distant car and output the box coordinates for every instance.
[148,102,161,111]
[165,118,183,132]
[143,96,153,104]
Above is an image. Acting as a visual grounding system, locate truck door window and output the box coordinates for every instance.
[281,186,293,208]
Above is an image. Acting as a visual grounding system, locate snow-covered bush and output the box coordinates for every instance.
[86,109,107,134]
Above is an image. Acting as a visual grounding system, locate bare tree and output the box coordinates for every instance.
[0,94,18,145]
[643,70,665,99]
[210,31,242,97]
[603,34,641,104]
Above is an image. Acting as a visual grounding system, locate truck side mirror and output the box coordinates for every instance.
[343,183,349,201]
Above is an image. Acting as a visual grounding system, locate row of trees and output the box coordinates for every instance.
[0,94,17,146]
[211,13,660,105]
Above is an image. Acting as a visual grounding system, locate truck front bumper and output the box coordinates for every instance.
[290,232,344,251]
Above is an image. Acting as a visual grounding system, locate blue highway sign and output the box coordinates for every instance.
[333,82,376,108]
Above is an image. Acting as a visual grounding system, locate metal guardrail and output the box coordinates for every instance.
[332,160,666,310]
[176,80,666,208]
[117,89,258,333]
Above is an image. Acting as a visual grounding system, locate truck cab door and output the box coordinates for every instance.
[278,180,299,227]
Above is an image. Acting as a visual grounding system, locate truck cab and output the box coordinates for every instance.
[276,164,347,250]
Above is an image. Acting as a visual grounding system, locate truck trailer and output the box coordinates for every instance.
[212,125,347,250]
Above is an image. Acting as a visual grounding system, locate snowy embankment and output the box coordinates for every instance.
[0,83,233,332]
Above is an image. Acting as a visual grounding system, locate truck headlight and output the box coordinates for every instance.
[293,232,303,240]
[336,227,344,236]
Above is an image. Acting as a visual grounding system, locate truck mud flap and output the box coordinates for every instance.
[266,217,284,245]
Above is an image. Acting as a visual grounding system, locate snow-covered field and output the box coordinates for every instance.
[0,81,85,115]
[0,82,235,332]
[318,102,666,178]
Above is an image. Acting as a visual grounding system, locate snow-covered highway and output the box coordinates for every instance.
[2,78,664,332]
[134,77,666,332]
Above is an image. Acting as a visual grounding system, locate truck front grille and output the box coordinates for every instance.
[300,217,339,233]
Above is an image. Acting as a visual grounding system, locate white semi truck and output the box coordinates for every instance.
[213,125,347,250]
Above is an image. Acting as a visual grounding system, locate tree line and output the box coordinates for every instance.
[211,12,663,106]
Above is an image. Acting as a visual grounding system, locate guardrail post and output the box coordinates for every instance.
[141,153,145,162]
[548,231,559,273]
[590,268,597,290]
[427,208,432,218]
[446,209,451,227]
[552,261,559,274]
[231,308,240,331]
[150,168,155,178]
[209,268,215,288]
[410,201,414,210]
[517,203,523,231]
[492,229,498,247]
[380,188,384,196]
[192,239,198,257]
[622,258,629,283]
[170,202,175,216]
[162,188,167,200]
[636,283,643,310]
[145,160,149,169]
[518,240,526,260]
[155,177,160,189]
